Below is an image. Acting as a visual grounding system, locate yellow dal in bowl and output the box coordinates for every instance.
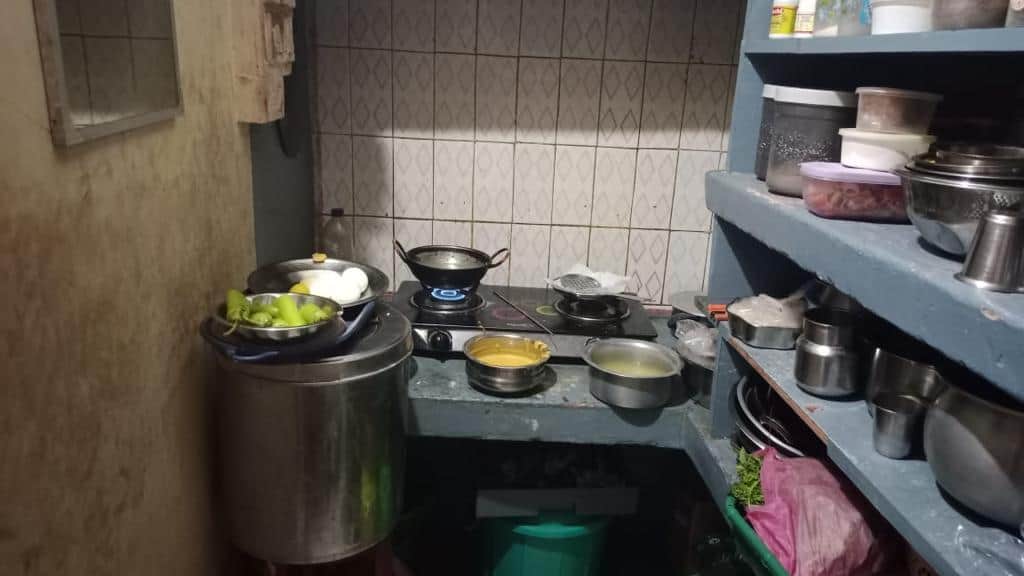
[466,336,551,368]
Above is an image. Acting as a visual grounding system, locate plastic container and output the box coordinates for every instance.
[856,87,943,134]
[319,208,353,260]
[871,0,934,34]
[1010,0,1024,26]
[813,0,841,35]
[770,0,800,37]
[800,162,908,221]
[766,87,857,197]
[794,0,818,36]
[723,496,788,576]
[839,128,936,172]
[933,0,1009,29]
[756,84,779,182]
[838,0,871,35]
[485,515,608,576]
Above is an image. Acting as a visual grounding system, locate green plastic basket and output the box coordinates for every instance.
[484,515,608,576]
[724,496,789,576]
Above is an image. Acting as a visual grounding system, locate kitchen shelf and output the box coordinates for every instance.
[726,335,1003,576]
[745,27,1024,55]
[706,171,1024,403]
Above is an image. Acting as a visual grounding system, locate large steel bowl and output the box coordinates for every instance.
[213,292,338,342]
[247,257,389,308]
[923,382,1024,527]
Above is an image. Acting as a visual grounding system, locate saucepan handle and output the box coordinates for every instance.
[394,240,411,264]
[488,248,510,268]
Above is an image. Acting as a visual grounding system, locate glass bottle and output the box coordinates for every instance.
[319,208,352,260]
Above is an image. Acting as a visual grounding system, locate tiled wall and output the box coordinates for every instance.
[313,0,741,303]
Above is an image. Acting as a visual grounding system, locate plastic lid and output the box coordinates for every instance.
[799,162,902,185]
[774,86,857,108]
[839,128,937,144]
[763,84,779,99]
[856,87,943,102]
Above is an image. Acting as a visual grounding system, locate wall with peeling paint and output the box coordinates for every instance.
[0,1,253,574]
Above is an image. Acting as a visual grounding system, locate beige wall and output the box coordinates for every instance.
[0,1,254,574]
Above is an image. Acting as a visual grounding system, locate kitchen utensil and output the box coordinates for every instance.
[584,339,682,409]
[727,290,810,349]
[865,345,947,416]
[394,241,509,290]
[872,393,926,459]
[557,273,601,292]
[734,416,769,453]
[735,376,807,457]
[933,0,1010,29]
[800,162,907,222]
[924,380,1024,526]
[814,282,863,315]
[898,167,1024,257]
[756,84,779,181]
[212,292,339,342]
[683,362,713,408]
[464,334,552,395]
[838,128,935,172]
[912,145,1024,180]
[247,257,388,309]
[870,0,933,34]
[552,284,649,303]
[955,209,1024,293]
[802,307,857,346]
[728,314,802,349]
[794,308,860,398]
[854,87,942,135]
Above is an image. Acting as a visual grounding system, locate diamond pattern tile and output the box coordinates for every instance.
[598,61,644,147]
[434,140,474,220]
[513,144,556,224]
[433,220,473,245]
[516,58,560,144]
[604,0,651,60]
[679,64,731,151]
[520,0,565,57]
[477,0,522,56]
[393,51,434,138]
[473,222,513,285]
[436,0,477,53]
[319,134,354,213]
[315,0,348,46]
[316,47,350,134]
[549,226,591,277]
[349,0,391,48]
[665,231,710,299]
[671,150,718,231]
[394,139,434,218]
[393,0,434,51]
[474,142,515,222]
[562,0,608,58]
[588,227,628,274]
[476,56,517,142]
[591,148,636,227]
[647,0,695,63]
[639,63,687,149]
[626,229,669,301]
[691,0,742,64]
[556,59,602,146]
[350,49,392,135]
[631,149,676,229]
[394,218,433,283]
[353,217,395,288]
[511,224,552,287]
[552,146,595,226]
[353,137,394,216]
[435,54,476,140]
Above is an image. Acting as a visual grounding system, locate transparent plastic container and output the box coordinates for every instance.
[756,85,779,182]
[800,162,908,222]
[871,0,933,34]
[814,0,842,35]
[319,208,352,260]
[933,0,1009,30]
[837,0,871,35]
[1010,1,1024,27]
[855,87,943,135]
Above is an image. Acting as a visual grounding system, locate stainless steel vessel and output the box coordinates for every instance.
[463,333,551,395]
[214,305,413,564]
[584,339,682,409]
[794,309,860,398]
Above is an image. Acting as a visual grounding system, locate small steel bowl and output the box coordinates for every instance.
[584,339,682,409]
[464,334,551,395]
[213,292,339,342]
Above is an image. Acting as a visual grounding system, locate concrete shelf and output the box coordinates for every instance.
[745,28,1024,55]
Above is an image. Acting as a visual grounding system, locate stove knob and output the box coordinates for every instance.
[428,330,452,351]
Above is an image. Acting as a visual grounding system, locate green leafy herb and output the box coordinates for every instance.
[731,448,764,507]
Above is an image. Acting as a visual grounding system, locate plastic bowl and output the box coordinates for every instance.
[856,87,942,135]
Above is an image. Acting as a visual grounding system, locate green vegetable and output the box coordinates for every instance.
[730,448,764,507]
[224,289,251,335]
[253,303,280,318]
[320,304,335,318]
[245,311,273,327]
[271,318,289,328]
[274,294,306,327]
[299,302,330,324]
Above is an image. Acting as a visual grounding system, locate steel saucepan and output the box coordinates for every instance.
[583,339,682,409]
[394,241,509,290]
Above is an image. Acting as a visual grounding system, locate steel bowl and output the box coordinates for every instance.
[898,167,1024,257]
[924,382,1024,527]
[727,299,803,350]
[463,334,551,395]
[735,376,807,457]
[247,257,388,308]
[865,345,947,416]
[213,292,339,342]
[584,339,682,409]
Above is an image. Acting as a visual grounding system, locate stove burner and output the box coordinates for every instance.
[431,288,467,302]
[411,289,485,313]
[554,297,630,325]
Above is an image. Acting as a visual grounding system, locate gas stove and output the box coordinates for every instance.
[391,281,659,358]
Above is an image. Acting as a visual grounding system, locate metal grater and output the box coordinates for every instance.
[558,273,601,293]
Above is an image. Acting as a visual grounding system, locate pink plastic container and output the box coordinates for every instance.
[800,162,908,222]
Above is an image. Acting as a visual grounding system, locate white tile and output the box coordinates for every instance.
[516,58,560,144]
[349,0,391,48]
[604,0,651,60]
[671,150,718,231]
[434,140,475,219]
[353,217,395,289]
[665,231,710,301]
[435,54,476,140]
[562,0,608,58]
[393,0,434,51]
[436,0,477,53]
[639,63,687,149]
[679,64,731,151]
[647,0,695,63]
[691,0,742,65]
[394,139,434,218]
[631,149,676,229]
[598,61,645,147]
[319,134,354,213]
[393,52,434,138]
[520,0,564,57]
[588,227,629,274]
[552,146,595,226]
[513,143,556,224]
[394,218,434,284]
[315,0,349,46]
[350,49,392,136]
[556,59,602,146]
[317,47,350,133]
[626,229,669,301]
[474,142,515,222]
[477,0,522,56]
[548,226,591,277]
[433,220,473,245]
[591,148,636,227]
[511,224,552,287]
[476,56,517,142]
[473,222,513,285]
[353,136,394,216]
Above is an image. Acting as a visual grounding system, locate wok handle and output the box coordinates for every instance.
[488,248,510,268]
[394,240,411,264]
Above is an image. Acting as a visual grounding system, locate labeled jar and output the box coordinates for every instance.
[794,0,818,36]
[770,0,800,37]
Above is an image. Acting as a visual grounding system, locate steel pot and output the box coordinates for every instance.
[924,383,1024,527]
[794,309,860,398]
[394,240,509,290]
[584,339,682,409]
[463,333,551,395]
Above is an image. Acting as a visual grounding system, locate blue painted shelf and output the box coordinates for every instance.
[726,336,1006,576]
[745,27,1024,55]
[706,171,1024,403]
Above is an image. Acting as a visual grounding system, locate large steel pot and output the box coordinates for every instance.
[584,339,682,409]
[394,240,508,290]
[924,383,1024,527]
[214,304,413,564]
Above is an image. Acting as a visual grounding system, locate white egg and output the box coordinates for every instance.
[336,282,362,304]
[340,267,369,293]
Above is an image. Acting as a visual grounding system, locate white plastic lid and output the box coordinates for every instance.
[838,128,937,144]
[856,87,943,102]
[763,84,779,99]
[774,86,857,108]
[800,162,902,185]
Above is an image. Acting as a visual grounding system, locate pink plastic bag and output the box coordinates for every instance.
[745,448,898,576]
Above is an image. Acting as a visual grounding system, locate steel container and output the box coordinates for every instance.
[794,309,860,398]
[584,339,682,409]
[214,305,413,564]
[247,257,389,309]
[394,240,508,290]
[463,333,551,395]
